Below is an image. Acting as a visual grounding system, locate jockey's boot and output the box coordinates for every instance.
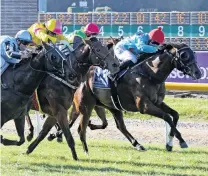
[119,60,135,70]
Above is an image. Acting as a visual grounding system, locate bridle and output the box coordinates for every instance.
[29,44,67,77]
[71,39,110,69]
[167,46,197,75]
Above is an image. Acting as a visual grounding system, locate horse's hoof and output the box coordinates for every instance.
[135,144,146,151]
[47,134,56,141]
[27,135,33,142]
[57,137,63,143]
[26,149,31,155]
[180,142,188,148]
[166,144,173,151]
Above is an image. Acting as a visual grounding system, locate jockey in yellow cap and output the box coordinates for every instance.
[28,19,68,46]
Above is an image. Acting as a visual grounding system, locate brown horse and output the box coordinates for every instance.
[25,37,120,160]
[70,43,202,154]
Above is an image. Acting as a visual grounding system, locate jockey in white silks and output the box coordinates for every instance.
[0,30,33,75]
[109,27,165,80]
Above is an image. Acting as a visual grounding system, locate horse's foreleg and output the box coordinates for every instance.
[1,117,25,146]
[26,116,56,154]
[25,113,34,142]
[88,106,108,130]
[140,99,187,150]
[109,108,146,151]
[158,102,179,151]
[56,106,78,161]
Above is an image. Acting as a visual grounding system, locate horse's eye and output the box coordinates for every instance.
[180,52,189,60]
[96,49,100,52]
[52,56,56,60]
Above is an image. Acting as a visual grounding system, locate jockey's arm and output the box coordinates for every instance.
[4,42,21,60]
[135,42,158,53]
[35,29,57,43]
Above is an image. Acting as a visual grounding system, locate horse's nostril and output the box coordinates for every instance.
[112,63,118,67]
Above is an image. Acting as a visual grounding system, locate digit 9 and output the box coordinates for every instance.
[199,26,205,37]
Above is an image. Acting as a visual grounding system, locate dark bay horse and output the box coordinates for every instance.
[71,43,202,154]
[1,42,71,146]
[25,37,120,160]
[25,37,122,143]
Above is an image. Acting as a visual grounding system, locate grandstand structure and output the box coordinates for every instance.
[1,0,38,36]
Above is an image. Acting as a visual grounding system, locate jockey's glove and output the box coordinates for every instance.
[20,51,32,59]
[158,44,167,52]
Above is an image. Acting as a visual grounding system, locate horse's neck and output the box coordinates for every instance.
[71,46,90,82]
[143,55,174,83]
[13,58,45,96]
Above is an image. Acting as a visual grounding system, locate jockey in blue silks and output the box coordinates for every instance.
[0,30,33,74]
[109,27,165,80]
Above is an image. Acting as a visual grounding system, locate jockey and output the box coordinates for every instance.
[109,27,165,80]
[28,19,69,46]
[0,30,33,74]
[66,22,100,49]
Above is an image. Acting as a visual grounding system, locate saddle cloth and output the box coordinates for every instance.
[93,67,128,89]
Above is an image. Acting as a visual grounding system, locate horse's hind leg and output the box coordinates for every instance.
[158,102,179,151]
[55,123,63,143]
[109,108,146,151]
[26,116,57,154]
[140,99,187,150]
[76,88,96,154]
[1,117,25,146]
[69,102,80,128]
[25,112,34,142]
[88,106,108,130]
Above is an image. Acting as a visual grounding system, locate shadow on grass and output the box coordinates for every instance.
[19,163,199,176]
[79,158,208,171]
[75,142,208,155]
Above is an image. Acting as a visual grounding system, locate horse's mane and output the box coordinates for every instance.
[163,42,189,50]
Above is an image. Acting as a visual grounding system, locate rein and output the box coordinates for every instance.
[47,72,78,89]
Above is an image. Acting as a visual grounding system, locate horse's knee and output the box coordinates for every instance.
[172,111,179,121]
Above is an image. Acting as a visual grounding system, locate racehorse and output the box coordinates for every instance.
[25,37,121,143]
[25,37,120,160]
[1,42,71,146]
[70,43,202,154]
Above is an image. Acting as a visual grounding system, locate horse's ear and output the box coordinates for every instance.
[165,43,174,51]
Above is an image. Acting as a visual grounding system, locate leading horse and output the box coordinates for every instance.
[25,37,120,160]
[1,42,71,146]
[72,43,202,154]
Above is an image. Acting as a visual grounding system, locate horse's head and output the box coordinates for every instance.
[85,37,120,74]
[165,43,202,80]
[32,42,71,79]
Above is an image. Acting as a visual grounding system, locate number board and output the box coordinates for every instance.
[74,13,92,25]
[38,12,208,50]
[39,13,56,23]
[56,13,74,25]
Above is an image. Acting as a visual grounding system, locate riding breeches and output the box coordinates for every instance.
[114,44,137,65]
